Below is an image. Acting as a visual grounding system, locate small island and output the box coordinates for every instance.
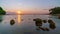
[0,7,6,15]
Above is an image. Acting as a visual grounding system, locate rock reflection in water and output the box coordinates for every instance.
[10,19,15,25]
[0,19,3,22]
[33,18,56,31]
[0,15,3,23]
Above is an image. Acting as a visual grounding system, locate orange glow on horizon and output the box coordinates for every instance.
[17,10,22,14]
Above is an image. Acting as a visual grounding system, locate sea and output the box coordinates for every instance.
[0,15,60,34]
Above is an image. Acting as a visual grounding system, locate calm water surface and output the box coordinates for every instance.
[0,15,60,34]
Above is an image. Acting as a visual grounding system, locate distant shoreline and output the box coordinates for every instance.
[6,13,49,15]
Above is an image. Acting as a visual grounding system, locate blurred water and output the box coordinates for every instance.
[0,15,60,34]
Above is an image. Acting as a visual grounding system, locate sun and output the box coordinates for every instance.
[17,11,21,14]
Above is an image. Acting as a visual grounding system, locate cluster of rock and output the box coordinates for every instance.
[33,18,56,31]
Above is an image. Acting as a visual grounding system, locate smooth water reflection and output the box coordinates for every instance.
[0,15,60,34]
[17,15,21,23]
[0,15,3,22]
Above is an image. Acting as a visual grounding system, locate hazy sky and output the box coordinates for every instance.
[0,0,60,14]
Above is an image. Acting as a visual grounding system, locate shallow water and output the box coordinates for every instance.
[0,15,60,34]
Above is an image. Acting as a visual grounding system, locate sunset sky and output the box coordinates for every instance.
[0,0,60,14]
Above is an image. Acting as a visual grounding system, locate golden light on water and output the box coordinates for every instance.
[17,15,21,23]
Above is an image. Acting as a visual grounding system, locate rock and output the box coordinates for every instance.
[10,19,15,25]
[48,19,54,24]
[43,20,47,23]
[49,23,56,29]
[33,18,42,21]
[40,27,46,31]
[33,18,42,26]
[45,28,49,31]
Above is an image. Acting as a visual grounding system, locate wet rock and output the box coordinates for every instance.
[40,27,46,31]
[10,19,15,25]
[33,18,42,21]
[48,19,56,29]
[48,19,54,24]
[49,23,56,29]
[45,28,49,31]
[33,18,42,26]
[39,27,49,31]
[35,22,42,26]
[43,20,47,23]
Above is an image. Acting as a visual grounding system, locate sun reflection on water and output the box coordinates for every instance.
[17,15,21,23]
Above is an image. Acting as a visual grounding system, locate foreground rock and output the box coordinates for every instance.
[43,20,47,23]
[48,19,54,23]
[10,19,15,25]
[48,19,56,29]
[49,23,56,29]
[33,18,42,26]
